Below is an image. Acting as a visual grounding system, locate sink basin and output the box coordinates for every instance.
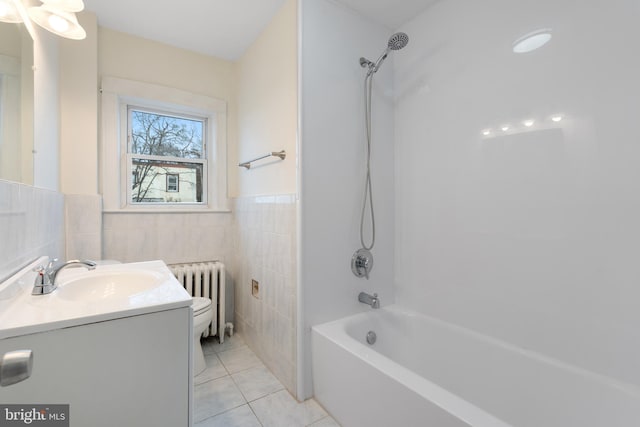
[56,269,164,302]
[1,258,192,340]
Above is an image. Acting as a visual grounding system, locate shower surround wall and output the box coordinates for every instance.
[299,0,396,398]
[394,0,640,391]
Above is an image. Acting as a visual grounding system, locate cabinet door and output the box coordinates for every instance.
[0,308,191,427]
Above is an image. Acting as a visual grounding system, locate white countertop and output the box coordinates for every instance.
[0,257,192,340]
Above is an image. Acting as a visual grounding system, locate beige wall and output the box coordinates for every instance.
[98,27,238,197]
[0,23,21,57]
[58,21,239,196]
[236,0,297,197]
[60,11,98,195]
[98,28,236,102]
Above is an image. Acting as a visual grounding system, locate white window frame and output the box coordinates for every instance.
[100,77,228,212]
[126,105,206,205]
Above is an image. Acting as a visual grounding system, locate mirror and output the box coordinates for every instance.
[0,21,33,185]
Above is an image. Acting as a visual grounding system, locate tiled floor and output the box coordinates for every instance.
[194,333,340,427]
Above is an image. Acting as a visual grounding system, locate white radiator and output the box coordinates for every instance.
[169,261,226,343]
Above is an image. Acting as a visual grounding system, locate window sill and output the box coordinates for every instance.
[103,208,232,214]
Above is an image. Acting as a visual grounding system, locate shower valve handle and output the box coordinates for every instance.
[351,248,373,279]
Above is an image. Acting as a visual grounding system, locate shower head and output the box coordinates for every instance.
[361,32,410,75]
[388,32,409,51]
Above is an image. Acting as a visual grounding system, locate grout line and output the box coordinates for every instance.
[194,402,253,427]
[247,403,265,427]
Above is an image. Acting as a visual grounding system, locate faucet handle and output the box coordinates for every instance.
[46,258,59,271]
[32,265,46,285]
[351,248,373,279]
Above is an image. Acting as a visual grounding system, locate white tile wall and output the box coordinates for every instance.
[65,194,102,260]
[232,194,297,395]
[102,212,234,265]
[0,180,64,282]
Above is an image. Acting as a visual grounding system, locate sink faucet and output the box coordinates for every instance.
[33,259,97,295]
[358,292,380,309]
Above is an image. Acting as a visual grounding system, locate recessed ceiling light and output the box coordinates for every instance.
[501,125,510,132]
[551,115,563,122]
[482,129,491,136]
[513,29,552,53]
[523,119,534,127]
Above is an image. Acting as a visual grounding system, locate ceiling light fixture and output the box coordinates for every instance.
[28,4,85,39]
[1,0,88,40]
[0,0,21,22]
[38,0,84,13]
[512,28,552,54]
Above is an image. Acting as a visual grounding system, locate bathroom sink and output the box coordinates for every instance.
[0,258,192,339]
[55,269,165,302]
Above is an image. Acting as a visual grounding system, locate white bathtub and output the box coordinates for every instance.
[312,305,640,427]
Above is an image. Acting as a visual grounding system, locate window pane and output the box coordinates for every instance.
[131,159,203,203]
[130,109,204,159]
[166,174,179,192]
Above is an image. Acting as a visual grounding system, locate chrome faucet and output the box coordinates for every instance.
[358,292,380,309]
[32,259,97,295]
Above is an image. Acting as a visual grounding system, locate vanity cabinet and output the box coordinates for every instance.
[0,307,192,427]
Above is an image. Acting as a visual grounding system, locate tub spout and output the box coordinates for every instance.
[358,292,380,309]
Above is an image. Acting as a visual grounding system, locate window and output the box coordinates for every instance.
[128,108,204,204]
[166,174,179,193]
[100,77,228,212]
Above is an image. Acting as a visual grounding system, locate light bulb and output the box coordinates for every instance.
[48,13,69,32]
[0,0,21,22]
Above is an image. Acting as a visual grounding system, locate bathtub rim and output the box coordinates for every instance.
[312,303,640,426]
[312,305,512,427]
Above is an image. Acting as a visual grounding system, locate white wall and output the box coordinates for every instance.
[395,0,640,388]
[299,0,395,398]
